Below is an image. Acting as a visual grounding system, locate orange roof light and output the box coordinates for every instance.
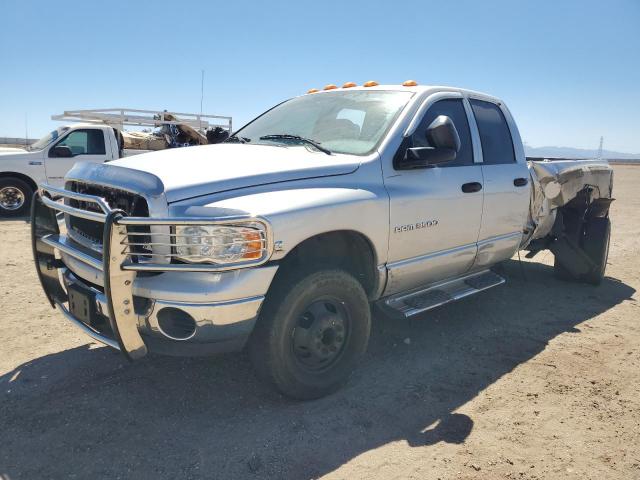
[323,84,338,90]
[402,79,418,87]
[342,82,357,88]
[307,88,319,94]
[363,80,379,87]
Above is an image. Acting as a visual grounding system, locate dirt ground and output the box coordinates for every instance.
[1,165,639,480]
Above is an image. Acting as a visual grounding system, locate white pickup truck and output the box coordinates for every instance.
[0,124,130,215]
[31,82,613,399]
[0,109,232,216]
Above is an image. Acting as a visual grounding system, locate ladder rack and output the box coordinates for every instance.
[51,108,232,133]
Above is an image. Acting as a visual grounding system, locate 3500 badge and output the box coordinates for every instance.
[394,220,439,233]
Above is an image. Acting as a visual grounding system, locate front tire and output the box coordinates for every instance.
[249,268,371,400]
[0,177,33,217]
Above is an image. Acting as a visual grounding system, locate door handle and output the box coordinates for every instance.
[461,182,482,193]
[513,177,528,187]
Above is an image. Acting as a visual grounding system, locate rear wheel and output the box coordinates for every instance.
[553,258,574,281]
[582,217,611,285]
[249,268,371,400]
[553,217,611,285]
[0,177,33,217]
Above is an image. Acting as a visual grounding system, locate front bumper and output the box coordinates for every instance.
[31,186,276,359]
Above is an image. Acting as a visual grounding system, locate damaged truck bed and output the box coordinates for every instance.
[524,158,614,283]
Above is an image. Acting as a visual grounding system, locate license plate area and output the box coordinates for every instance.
[67,283,98,325]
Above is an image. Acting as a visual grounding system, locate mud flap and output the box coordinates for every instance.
[548,208,596,277]
[549,235,595,276]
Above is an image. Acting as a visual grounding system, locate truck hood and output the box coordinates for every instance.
[109,143,361,202]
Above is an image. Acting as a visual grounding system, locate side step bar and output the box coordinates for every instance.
[379,270,505,319]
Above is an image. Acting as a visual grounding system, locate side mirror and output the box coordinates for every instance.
[426,115,460,152]
[396,115,460,169]
[50,145,73,158]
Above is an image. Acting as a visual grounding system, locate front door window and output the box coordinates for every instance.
[50,129,106,157]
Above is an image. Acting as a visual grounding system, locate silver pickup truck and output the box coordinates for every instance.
[31,82,614,399]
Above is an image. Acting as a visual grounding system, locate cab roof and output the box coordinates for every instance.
[305,84,500,102]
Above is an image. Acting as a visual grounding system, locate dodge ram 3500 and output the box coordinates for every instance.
[31,82,614,399]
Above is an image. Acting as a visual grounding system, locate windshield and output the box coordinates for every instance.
[29,127,68,151]
[232,90,413,155]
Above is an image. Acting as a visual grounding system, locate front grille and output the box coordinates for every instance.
[65,181,151,259]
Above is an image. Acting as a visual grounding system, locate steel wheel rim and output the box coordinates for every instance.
[291,297,350,372]
[0,186,25,210]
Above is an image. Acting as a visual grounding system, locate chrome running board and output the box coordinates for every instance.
[380,269,505,318]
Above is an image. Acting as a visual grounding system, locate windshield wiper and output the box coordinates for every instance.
[258,134,332,155]
[225,135,251,144]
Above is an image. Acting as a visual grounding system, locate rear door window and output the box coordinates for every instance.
[470,100,515,164]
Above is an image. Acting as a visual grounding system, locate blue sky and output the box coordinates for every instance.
[1,0,639,153]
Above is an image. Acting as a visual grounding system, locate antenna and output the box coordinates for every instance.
[200,70,205,131]
[598,136,603,160]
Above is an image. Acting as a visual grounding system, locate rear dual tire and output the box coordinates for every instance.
[249,268,371,400]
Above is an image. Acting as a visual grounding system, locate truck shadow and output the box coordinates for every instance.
[0,215,29,223]
[0,260,635,479]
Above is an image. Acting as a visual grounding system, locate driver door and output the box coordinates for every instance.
[45,128,107,187]
[382,96,484,295]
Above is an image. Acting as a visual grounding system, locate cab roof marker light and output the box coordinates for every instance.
[323,84,338,90]
[342,82,357,88]
[402,80,418,86]
[307,88,319,94]
[363,80,378,87]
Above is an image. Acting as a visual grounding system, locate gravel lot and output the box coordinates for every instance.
[1,165,639,480]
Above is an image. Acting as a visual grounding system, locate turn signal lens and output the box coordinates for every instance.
[307,88,319,94]
[242,230,264,259]
[402,80,418,86]
[363,80,379,87]
[342,82,357,88]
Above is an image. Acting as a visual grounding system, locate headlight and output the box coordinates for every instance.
[174,223,267,265]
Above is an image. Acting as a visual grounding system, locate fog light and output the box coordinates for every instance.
[156,307,197,340]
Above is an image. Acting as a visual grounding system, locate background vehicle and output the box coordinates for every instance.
[0,109,231,216]
[31,82,613,399]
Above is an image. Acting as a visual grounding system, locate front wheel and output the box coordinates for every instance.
[249,269,371,400]
[0,177,33,217]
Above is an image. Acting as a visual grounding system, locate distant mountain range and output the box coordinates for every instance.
[524,145,640,160]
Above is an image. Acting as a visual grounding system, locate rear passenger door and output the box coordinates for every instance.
[469,99,530,268]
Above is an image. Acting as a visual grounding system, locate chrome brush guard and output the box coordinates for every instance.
[31,184,271,360]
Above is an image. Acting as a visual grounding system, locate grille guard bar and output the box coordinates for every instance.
[31,193,147,360]
[32,184,273,360]
[38,184,272,272]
